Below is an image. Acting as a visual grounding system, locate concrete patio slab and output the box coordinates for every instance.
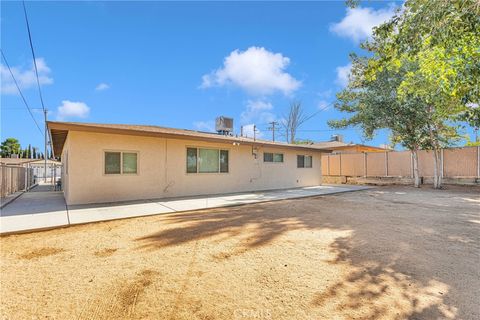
[68,185,371,225]
[68,201,174,224]
[1,184,372,234]
[0,185,69,234]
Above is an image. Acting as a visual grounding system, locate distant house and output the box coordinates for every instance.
[29,159,62,181]
[314,135,388,154]
[0,158,61,181]
[48,121,331,205]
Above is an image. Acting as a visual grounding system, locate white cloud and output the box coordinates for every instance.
[330,6,396,42]
[1,58,53,94]
[193,120,215,132]
[336,63,352,87]
[240,99,276,125]
[56,100,90,121]
[201,46,301,96]
[95,83,110,91]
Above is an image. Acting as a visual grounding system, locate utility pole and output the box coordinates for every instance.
[268,121,279,142]
[44,109,48,184]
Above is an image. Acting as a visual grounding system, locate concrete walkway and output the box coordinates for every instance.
[0,184,69,234]
[1,184,371,234]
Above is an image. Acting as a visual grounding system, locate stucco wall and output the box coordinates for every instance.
[61,134,70,203]
[63,131,323,205]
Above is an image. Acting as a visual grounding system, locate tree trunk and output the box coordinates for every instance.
[432,149,442,189]
[412,149,420,187]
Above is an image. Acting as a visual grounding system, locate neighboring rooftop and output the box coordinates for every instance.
[0,158,35,165]
[0,158,61,166]
[47,121,333,156]
[312,140,388,152]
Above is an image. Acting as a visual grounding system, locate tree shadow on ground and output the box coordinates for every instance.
[135,186,478,319]
[311,234,458,319]
[135,199,347,250]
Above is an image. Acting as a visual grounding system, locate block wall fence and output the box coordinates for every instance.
[321,146,480,179]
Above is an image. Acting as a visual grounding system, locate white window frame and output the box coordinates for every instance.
[297,154,313,168]
[103,150,139,175]
[186,147,229,174]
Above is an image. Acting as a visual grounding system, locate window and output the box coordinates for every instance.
[199,149,219,173]
[186,148,229,173]
[104,151,138,174]
[264,152,273,162]
[220,150,229,173]
[273,153,284,163]
[297,155,312,168]
[105,152,121,174]
[305,155,312,168]
[122,153,138,174]
[186,148,197,173]
[264,152,284,163]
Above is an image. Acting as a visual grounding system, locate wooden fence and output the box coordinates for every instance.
[321,146,480,178]
[0,165,35,199]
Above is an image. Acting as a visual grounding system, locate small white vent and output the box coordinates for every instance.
[330,134,344,142]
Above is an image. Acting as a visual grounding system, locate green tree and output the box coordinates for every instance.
[27,144,32,159]
[0,138,21,158]
[460,104,480,145]
[32,147,37,159]
[329,55,433,187]
[380,0,479,188]
[332,0,479,188]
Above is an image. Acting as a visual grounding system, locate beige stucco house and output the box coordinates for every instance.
[48,121,329,205]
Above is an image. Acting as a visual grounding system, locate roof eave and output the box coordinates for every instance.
[47,121,332,155]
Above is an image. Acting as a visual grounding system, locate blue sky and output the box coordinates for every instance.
[1,1,418,151]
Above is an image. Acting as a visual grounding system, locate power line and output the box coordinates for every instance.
[1,49,44,135]
[22,0,50,179]
[22,0,46,113]
[254,101,336,130]
[1,107,44,110]
[296,128,359,132]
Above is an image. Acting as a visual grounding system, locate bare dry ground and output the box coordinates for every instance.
[1,185,479,320]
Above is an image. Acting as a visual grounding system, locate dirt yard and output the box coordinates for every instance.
[1,185,478,319]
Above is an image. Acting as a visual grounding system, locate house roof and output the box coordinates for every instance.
[47,121,333,156]
[313,140,387,151]
[0,158,61,166]
[0,158,36,165]
[29,159,62,165]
